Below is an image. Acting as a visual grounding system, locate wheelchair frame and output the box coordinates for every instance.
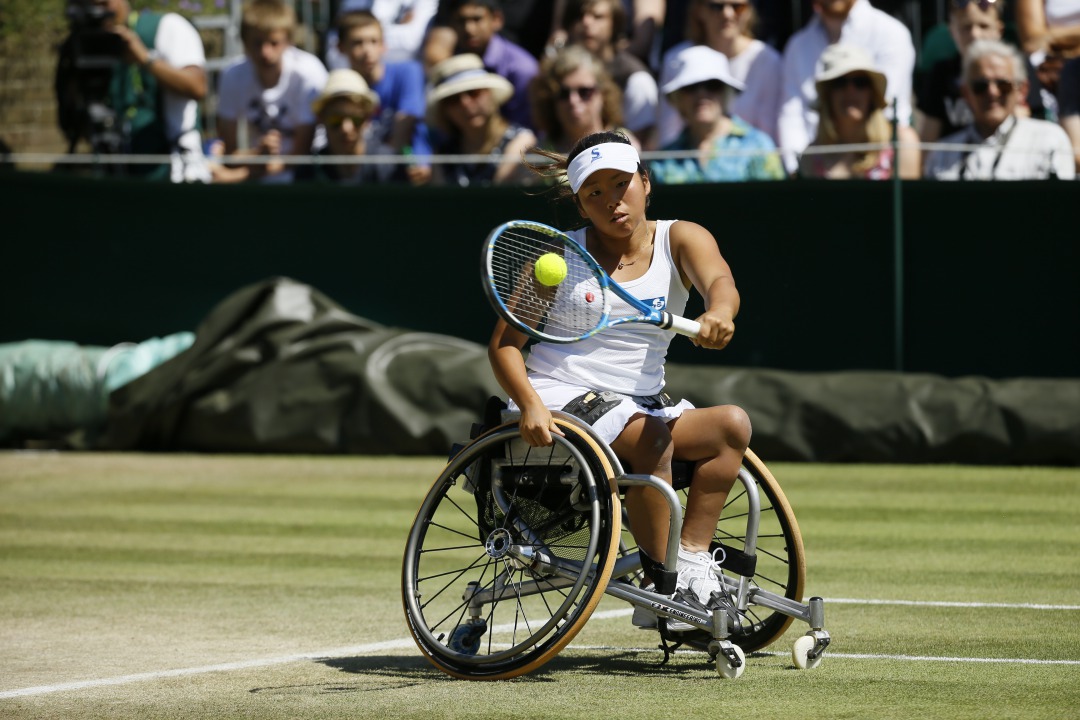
[401,411,831,680]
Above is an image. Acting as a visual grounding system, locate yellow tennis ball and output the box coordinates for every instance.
[534,253,568,286]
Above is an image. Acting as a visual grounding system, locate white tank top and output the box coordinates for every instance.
[525,220,690,396]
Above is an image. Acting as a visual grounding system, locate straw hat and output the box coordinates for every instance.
[814,44,887,110]
[660,45,744,95]
[312,69,378,116]
[426,54,514,118]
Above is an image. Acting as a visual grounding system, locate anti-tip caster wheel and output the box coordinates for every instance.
[792,634,823,670]
[715,643,746,679]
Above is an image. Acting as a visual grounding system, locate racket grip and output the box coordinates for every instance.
[664,313,701,338]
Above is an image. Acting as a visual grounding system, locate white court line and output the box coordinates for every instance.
[568,645,1080,666]
[825,598,1080,611]
[0,639,417,700]
[2,598,1078,699]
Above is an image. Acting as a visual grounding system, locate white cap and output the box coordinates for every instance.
[660,45,744,95]
[567,142,641,193]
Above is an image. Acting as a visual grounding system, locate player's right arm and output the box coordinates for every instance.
[488,320,563,447]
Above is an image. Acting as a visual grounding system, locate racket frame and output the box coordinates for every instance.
[482,220,701,343]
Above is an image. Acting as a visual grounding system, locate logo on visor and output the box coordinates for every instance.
[590,148,601,162]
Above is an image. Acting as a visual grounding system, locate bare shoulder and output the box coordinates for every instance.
[668,219,720,254]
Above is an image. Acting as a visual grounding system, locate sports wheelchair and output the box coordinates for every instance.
[401,405,831,680]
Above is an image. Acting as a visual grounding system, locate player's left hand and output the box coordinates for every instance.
[692,310,735,350]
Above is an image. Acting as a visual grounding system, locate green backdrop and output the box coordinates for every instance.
[4,171,1077,379]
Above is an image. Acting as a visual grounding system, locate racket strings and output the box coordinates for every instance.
[490,226,604,340]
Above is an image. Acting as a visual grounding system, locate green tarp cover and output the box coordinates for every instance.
[103,277,503,454]
[99,277,1079,464]
[0,333,193,446]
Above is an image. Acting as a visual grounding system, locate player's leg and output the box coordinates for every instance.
[663,405,752,610]
[669,405,752,551]
[609,413,675,565]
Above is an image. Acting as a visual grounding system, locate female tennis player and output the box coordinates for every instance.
[488,130,751,630]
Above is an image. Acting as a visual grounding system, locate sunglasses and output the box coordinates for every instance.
[557,85,598,102]
[681,79,728,94]
[324,114,366,128]
[830,74,873,90]
[969,77,1015,95]
[705,1,750,14]
[951,0,998,10]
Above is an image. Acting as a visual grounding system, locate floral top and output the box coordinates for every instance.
[649,117,786,184]
[800,147,895,180]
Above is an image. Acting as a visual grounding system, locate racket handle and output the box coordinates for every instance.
[663,313,701,338]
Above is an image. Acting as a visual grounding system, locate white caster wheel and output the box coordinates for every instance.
[716,644,746,679]
[792,634,823,670]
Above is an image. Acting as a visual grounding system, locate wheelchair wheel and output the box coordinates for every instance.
[624,449,805,653]
[402,419,621,680]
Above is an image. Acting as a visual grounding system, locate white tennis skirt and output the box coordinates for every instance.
[507,373,695,446]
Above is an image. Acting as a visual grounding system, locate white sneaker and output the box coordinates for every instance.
[631,583,658,629]
[676,546,725,606]
[665,546,726,633]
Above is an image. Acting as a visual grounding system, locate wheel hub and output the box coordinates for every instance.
[485,528,513,558]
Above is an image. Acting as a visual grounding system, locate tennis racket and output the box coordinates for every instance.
[482,220,701,344]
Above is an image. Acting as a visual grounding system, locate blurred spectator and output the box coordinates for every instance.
[561,0,659,145]
[531,45,641,154]
[800,44,920,178]
[918,0,1006,146]
[293,69,388,184]
[325,0,439,64]
[499,0,559,58]
[924,39,1076,178]
[658,0,783,147]
[550,0,666,65]
[427,54,538,185]
[777,0,915,175]
[1059,56,1080,169]
[1016,0,1080,114]
[433,0,555,62]
[650,45,784,182]
[334,10,433,184]
[626,0,667,64]
[55,0,210,181]
[422,0,540,128]
[216,0,328,183]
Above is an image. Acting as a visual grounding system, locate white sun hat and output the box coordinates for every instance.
[660,44,744,96]
[814,44,887,110]
[426,54,514,109]
[425,53,515,131]
[311,69,378,116]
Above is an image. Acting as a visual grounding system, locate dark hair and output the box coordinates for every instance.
[443,0,502,14]
[562,0,628,42]
[337,9,381,38]
[567,130,635,166]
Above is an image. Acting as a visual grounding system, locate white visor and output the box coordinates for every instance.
[567,142,641,193]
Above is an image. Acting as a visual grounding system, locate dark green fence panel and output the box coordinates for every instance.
[4,171,1077,378]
